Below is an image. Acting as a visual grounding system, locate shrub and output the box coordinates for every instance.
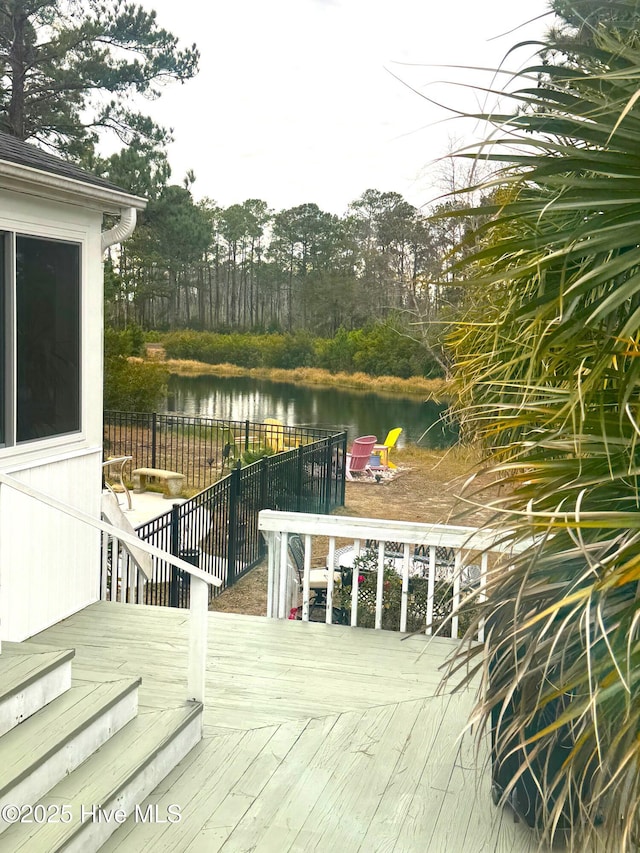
[104,324,146,358]
[159,324,444,379]
[314,327,358,373]
[104,356,168,412]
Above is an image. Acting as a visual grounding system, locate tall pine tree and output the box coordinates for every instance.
[0,0,198,159]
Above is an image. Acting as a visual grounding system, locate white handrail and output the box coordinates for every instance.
[0,472,221,585]
[258,509,528,553]
[259,510,531,639]
[0,472,218,703]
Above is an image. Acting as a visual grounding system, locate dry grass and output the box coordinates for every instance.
[210,445,500,617]
[143,352,450,402]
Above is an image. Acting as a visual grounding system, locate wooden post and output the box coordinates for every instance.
[265,530,282,618]
[187,575,208,705]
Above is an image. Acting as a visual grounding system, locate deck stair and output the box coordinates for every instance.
[0,641,202,852]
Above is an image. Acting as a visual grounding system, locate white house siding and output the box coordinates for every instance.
[0,449,102,640]
[0,190,106,641]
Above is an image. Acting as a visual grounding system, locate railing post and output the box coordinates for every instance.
[245,419,250,452]
[151,412,158,469]
[170,503,181,608]
[187,574,208,705]
[227,465,240,586]
[265,530,281,618]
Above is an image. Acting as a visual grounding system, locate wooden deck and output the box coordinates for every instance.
[30,601,541,852]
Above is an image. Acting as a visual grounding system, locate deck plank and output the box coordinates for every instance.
[100,725,280,852]
[292,700,421,852]
[358,694,453,853]
[29,601,543,853]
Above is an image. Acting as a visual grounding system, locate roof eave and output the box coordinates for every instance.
[0,159,147,213]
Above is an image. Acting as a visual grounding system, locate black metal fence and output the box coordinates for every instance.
[104,410,342,491]
[101,425,347,608]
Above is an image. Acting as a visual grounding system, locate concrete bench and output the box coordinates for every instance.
[132,467,185,498]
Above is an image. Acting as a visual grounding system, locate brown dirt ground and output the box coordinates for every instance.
[210,445,502,617]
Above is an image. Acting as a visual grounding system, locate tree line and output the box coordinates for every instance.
[1,1,481,379]
[103,182,471,343]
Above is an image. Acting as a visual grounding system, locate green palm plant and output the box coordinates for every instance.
[442,3,640,849]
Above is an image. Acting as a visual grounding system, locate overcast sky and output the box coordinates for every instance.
[138,0,553,215]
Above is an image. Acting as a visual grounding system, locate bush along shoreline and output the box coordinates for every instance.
[108,324,451,403]
[158,325,445,380]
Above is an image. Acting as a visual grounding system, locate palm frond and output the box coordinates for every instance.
[443,3,640,848]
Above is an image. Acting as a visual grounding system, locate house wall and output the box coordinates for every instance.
[0,189,104,641]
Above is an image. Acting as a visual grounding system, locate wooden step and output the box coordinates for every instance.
[0,643,74,737]
[0,677,140,832]
[1,702,202,853]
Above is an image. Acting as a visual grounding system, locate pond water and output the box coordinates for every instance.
[163,374,456,449]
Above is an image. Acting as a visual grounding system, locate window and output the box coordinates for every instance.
[1,233,81,446]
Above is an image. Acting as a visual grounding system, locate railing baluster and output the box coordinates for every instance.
[478,552,489,642]
[375,540,385,630]
[100,531,108,600]
[128,554,136,604]
[326,536,336,624]
[400,543,410,633]
[278,532,289,619]
[452,550,462,639]
[426,545,436,635]
[137,570,145,604]
[302,534,312,622]
[119,541,126,603]
[110,537,118,602]
[350,539,361,627]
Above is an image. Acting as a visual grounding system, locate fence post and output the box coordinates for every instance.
[245,419,250,452]
[259,458,269,558]
[227,465,241,586]
[296,446,304,512]
[340,432,347,506]
[324,438,332,514]
[170,503,181,608]
[151,412,158,469]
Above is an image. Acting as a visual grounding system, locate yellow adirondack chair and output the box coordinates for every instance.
[264,418,286,452]
[373,427,402,469]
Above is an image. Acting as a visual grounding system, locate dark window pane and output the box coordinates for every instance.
[16,236,80,442]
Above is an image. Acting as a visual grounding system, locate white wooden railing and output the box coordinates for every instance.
[258,510,528,640]
[0,472,221,703]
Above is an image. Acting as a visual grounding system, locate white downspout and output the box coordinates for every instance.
[101,207,137,252]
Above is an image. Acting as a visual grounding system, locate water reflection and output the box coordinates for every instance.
[164,374,456,448]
